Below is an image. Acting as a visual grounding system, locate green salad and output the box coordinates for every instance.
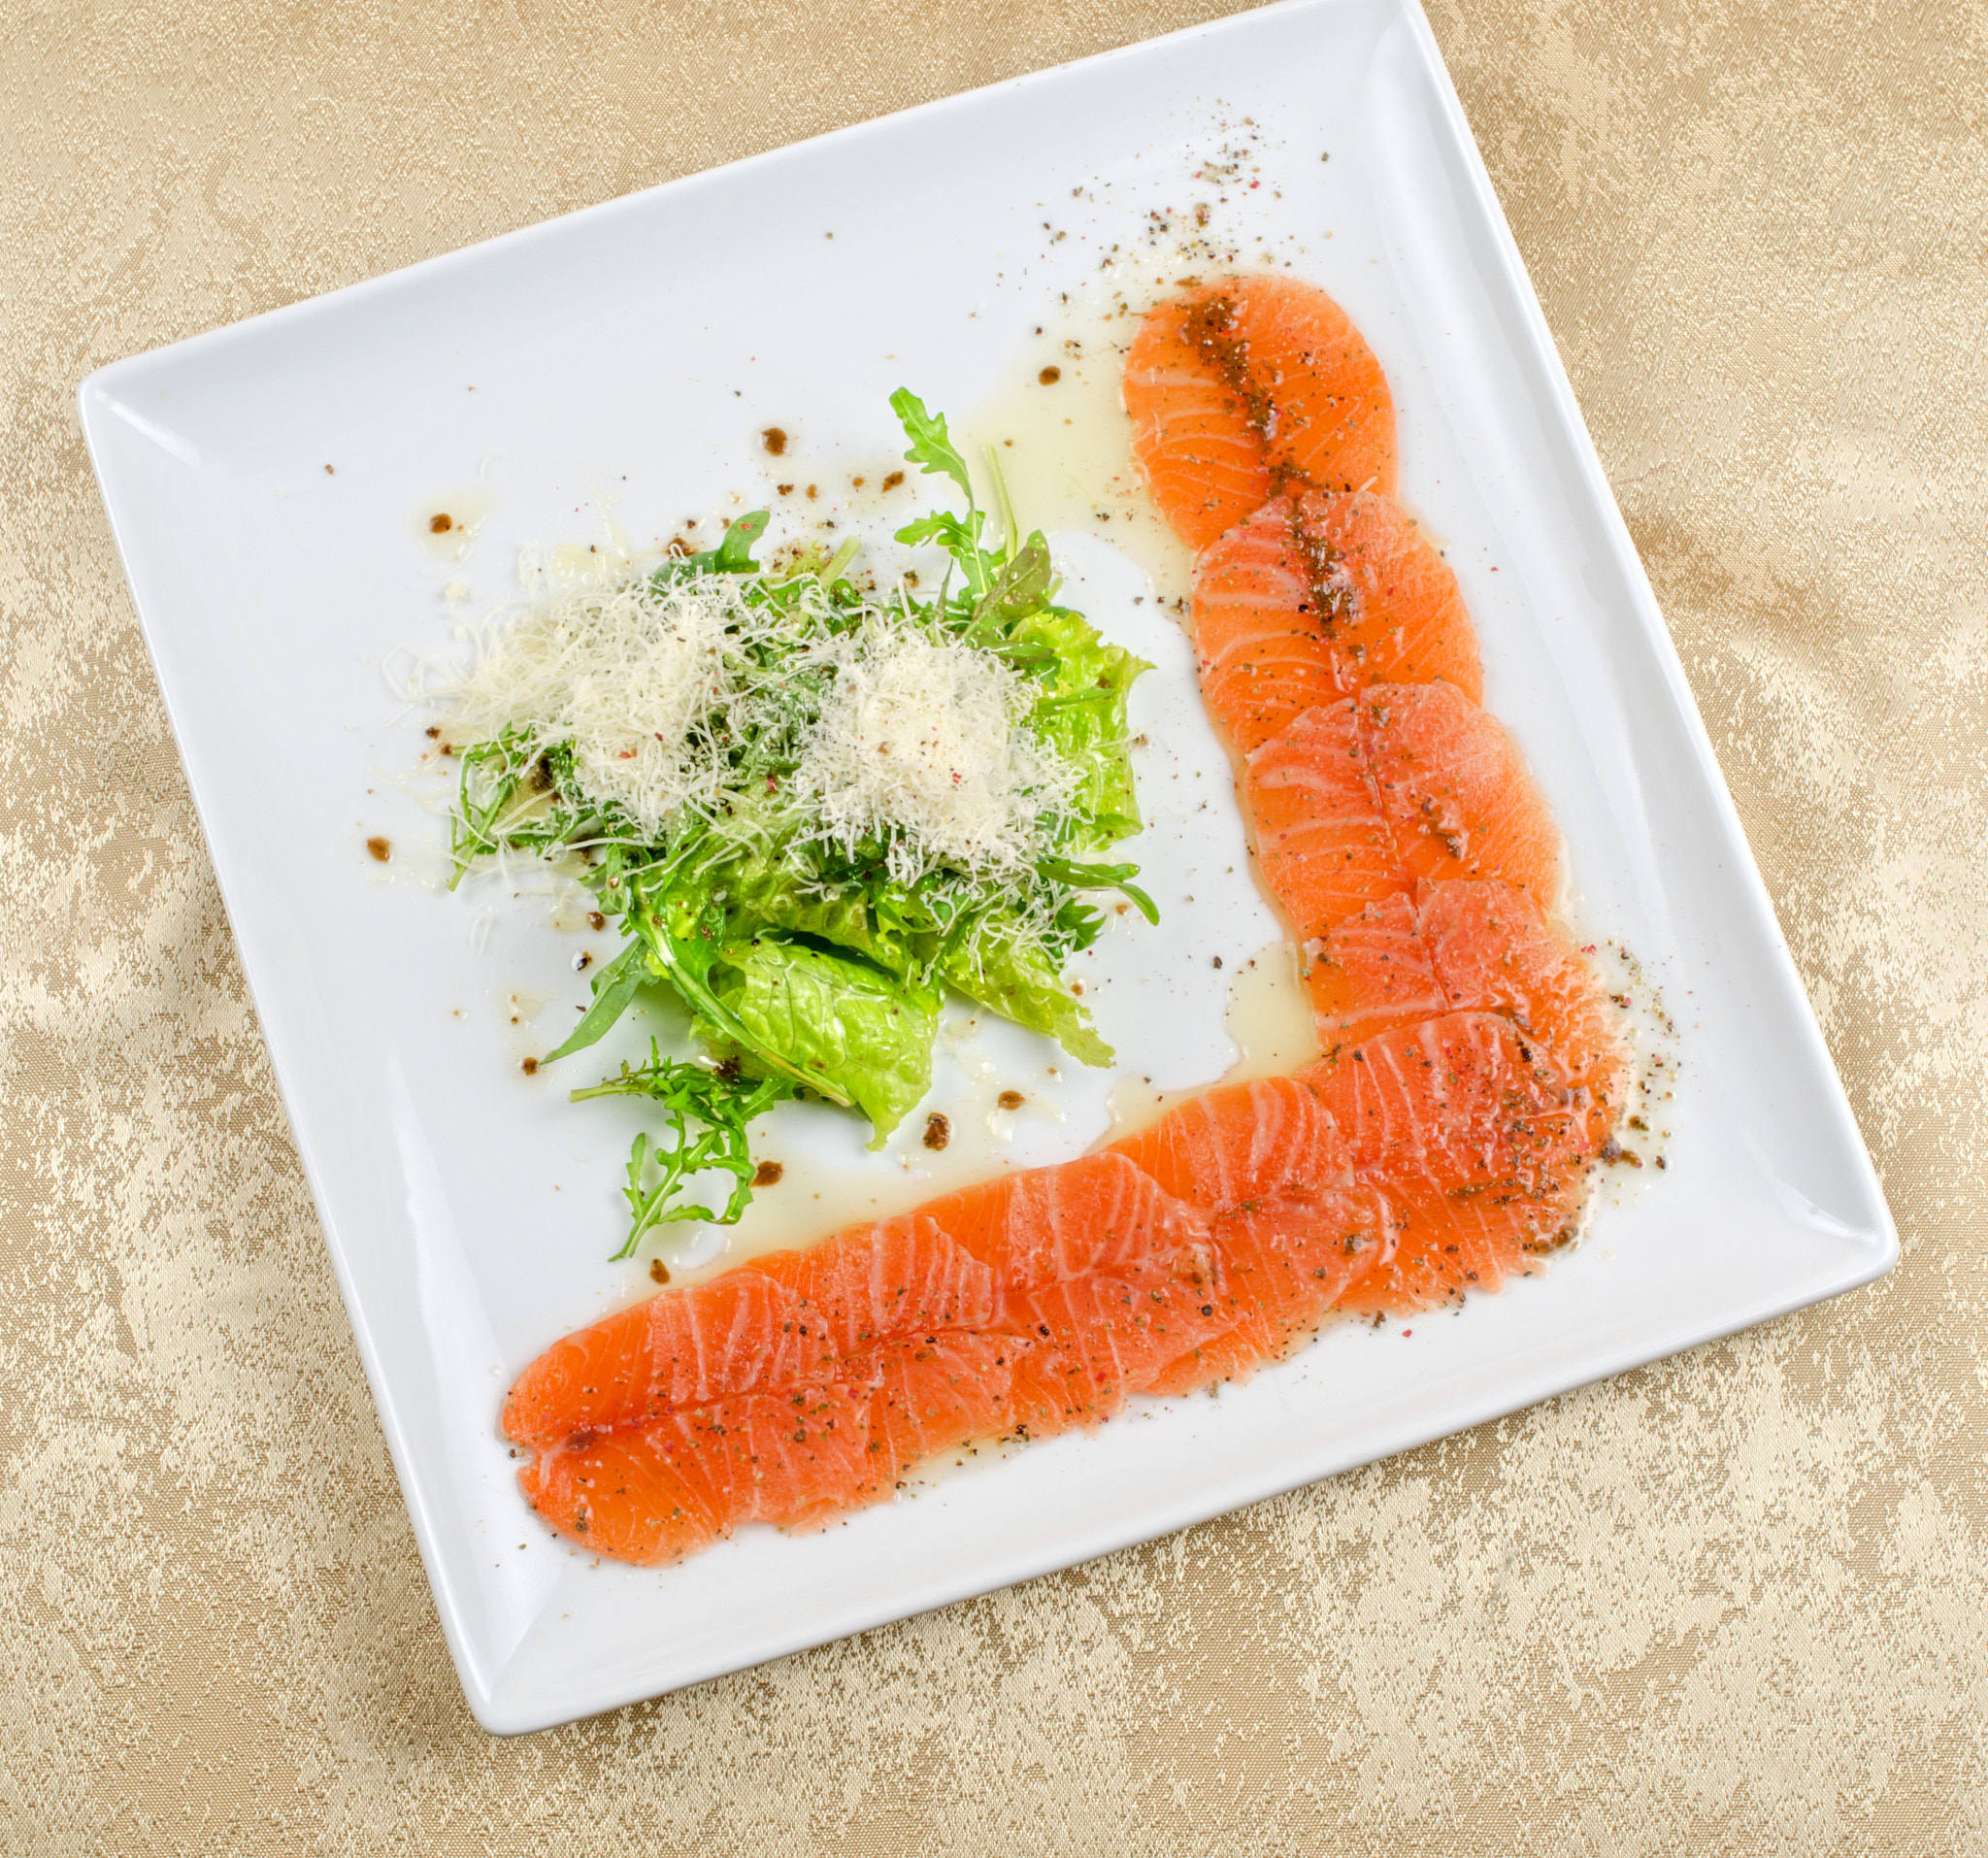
[436,392,1155,1256]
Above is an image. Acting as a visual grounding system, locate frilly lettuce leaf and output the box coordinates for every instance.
[712,938,939,1145]
[1012,608,1149,849]
[719,844,925,982]
[942,927,1112,1069]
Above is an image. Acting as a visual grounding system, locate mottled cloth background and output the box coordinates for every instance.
[3,0,1982,1848]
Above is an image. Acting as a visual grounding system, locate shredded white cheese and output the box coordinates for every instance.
[794,622,1077,884]
[424,560,1077,881]
[436,576,741,838]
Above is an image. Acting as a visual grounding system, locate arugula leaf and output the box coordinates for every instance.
[893,510,982,555]
[892,507,999,605]
[654,508,771,582]
[571,1044,794,1257]
[713,938,940,1145]
[714,509,770,574]
[889,387,974,503]
[970,535,1054,631]
[1037,855,1159,926]
[542,941,648,1064]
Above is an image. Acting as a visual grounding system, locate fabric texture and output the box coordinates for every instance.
[4,0,1983,1848]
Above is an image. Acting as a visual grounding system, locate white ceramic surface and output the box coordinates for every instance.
[82,0,1895,1735]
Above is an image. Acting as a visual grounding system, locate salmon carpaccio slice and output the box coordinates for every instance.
[519,1371,893,1565]
[501,1211,993,1452]
[1108,1075,1396,1390]
[920,1154,1233,1433]
[1124,276,1398,551]
[1193,492,1481,753]
[1302,1011,1602,1314]
[510,1156,1237,1563]
[1244,683,1563,942]
[1308,879,1628,1148]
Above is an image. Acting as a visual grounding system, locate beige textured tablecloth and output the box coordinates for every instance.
[5,0,1982,1847]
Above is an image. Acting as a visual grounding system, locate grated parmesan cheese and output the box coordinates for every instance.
[425,559,1077,882]
[793,622,1077,885]
[433,568,837,842]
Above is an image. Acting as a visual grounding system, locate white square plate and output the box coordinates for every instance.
[82,0,1895,1733]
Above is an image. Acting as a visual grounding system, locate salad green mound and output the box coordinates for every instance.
[438,392,1155,1255]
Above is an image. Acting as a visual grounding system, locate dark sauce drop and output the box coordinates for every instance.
[762,427,788,455]
[922,1113,951,1151]
[753,1161,784,1187]
[365,836,390,862]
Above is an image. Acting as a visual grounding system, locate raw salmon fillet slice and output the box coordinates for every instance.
[922,1152,1231,1436]
[1308,880,1628,1146]
[1139,1184,1398,1395]
[1244,684,1562,942]
[506,1155,1229,1559]
[1125,276,1398,550]
[1108,1073,1351,1209]
[1353,1174,1587,1316]
[519,1414,724,1566]
[501,1263,813,1453]
[517,1366,891,1566]
[1362,682,1562,910]
[1001,1253,1231,1435]
[1193,493,1481,752]
[1302,892,1447,1038]
[1416,882,1626,1144]
[1108,1077,1395,1390]
[1312,1012,1594,1199]
[1244,698,1409,935]
[867,1333,1025,1474]
[753,1211,998,1356]
[501,1212,993,1452]
[1303,1011,1600,1314]
[917,1150,1203,1288]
